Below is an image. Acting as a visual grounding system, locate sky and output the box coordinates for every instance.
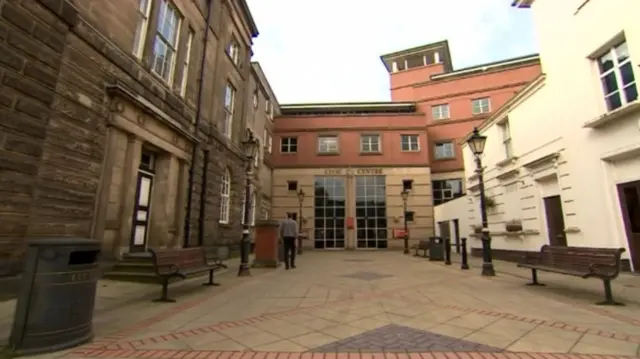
[245,0,539,104]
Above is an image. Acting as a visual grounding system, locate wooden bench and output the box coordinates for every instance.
[517,245,626,305]
[410,240,429,257]
[149,246,229,303]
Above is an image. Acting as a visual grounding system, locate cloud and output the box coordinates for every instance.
[246,0,538,104]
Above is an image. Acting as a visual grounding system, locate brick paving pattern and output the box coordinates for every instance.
[311,324,503,353]
[340,272,394,281]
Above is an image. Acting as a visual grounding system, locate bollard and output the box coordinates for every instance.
[461,237,470,270]
[444,237,452,265]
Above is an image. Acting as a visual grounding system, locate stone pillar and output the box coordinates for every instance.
[147,153,176,248]
[117,136,142,252]
[173,159,189,247]
[252,220,281,268]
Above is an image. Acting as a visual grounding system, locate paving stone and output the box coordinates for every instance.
[340,272,394,281]
[310,324,503,352]
[343,259,374,262]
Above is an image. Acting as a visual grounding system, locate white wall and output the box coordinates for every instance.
[436,0,640,268]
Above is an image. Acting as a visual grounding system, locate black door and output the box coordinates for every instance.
[543,195,567,246]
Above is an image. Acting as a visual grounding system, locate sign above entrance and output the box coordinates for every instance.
[323,168,384,176]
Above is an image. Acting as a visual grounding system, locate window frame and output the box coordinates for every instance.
[317,135,339,154]
[280,136,298,153]
[223,82,236,138]
[500,119,513,159]
[360,134,381,153]
[471,97,491,115]
[434,141,455,159]
[179,28,194,97]
[219,168,231,224]
[150,0,182,84]
[432,179,464,205]
[400,134,420,152]
[227,38,240,65]
[431,104,450,120]
[597,40,637,112]
[132,0,153,59]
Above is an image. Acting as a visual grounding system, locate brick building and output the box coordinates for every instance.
[271,41,542,250]
[0,0,279,274]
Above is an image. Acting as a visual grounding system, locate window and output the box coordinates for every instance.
[432,179,463,205]
[219,168,231,223]
[360,134,381,153]
[223,83,235,138]
[151,0,182,83]
[500,119,513,159]
[265,99,270,112]
[253,139,261,168]
[132,0,152,58]
[405,211,415,222]
[597,41,637,111]
[471,98,491,115]
[400,135,419,152]
[432,104,450,120]
[434,142,455,159]
[253,91,258,108]
[179,28,194,97]
[281,137,298,153]
[267,134,272,153]
[227,39,240,65]
[318,136,339,153]
[402,179,413,191]
[288,181,298,191]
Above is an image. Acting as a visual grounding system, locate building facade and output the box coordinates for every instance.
[0,0,269,273]
[272,103,434,250]
[435,0,640,271]
[380,42,542,207]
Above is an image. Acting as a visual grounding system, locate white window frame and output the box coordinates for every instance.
[179,28,194,97]
[500,120,513,159]
[223,83,235,138]
[318,136,339,153]
[132,0,152,59]
[597,41,637,112]
[227,39,240,65]
[360,134,381,153]
[151,0,182,84]
[254,139,261,168]
[431,104,450,120]
[471,98,491,115]
[219,168,231,224]
[253,91,258,108]
[400,135,420,152]
[434,142,455,159]
[281,137,298,153]
[267,134,273,154]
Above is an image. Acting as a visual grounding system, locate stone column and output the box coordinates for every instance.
[252,220,281,268]
[147,153,175,248]
[92,127,119,257]
[117,135,142,253]
[173,159,189,248]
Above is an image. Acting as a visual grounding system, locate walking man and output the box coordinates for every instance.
[279,212,298,270]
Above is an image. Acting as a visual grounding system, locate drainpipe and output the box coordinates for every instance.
[184,0,214,247]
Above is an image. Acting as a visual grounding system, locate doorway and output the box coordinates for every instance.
[438,221,451,241]
[543,195,567,246]
[130,151,155,253]
[355,175,388,249]
[617,180,640,271]
[313,176,346,249]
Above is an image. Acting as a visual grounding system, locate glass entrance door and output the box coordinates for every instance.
[355,175,388,248]
[314,176,346,249]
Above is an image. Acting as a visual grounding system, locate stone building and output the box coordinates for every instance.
[0,0,265,273]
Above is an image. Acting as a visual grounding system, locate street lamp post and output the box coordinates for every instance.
[238,131,259,277]
[401,189,410,254]
[467,127,496,277]
[297,188,305,255]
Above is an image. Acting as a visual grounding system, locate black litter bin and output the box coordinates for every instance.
[428,237,445,261]
[10,238,101,355]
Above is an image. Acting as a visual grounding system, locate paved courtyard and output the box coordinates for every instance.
[30,251,640,358]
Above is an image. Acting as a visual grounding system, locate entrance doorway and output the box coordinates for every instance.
[355,175,388,249]
[438,221,451,241]
[313,176,346,249]
[453,219,460,253]
[543,195,567,246]
[130,151,155,253]
[617,180,640,271]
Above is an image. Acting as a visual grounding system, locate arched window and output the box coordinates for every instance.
[219,168,231,224]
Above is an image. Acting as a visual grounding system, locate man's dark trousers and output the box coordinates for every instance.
[283,236,296,269]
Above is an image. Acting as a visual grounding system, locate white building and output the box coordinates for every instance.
[434,0,640,271]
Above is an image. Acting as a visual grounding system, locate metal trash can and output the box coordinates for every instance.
[428,236,445,261]
[10,238,101,355]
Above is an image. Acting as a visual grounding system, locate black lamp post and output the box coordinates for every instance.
[297,188,305,255]
[238,131,259,277]
[467,127,495,277]
[401,189,410,254]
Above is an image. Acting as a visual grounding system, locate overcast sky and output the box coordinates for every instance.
[245,0,538,104]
